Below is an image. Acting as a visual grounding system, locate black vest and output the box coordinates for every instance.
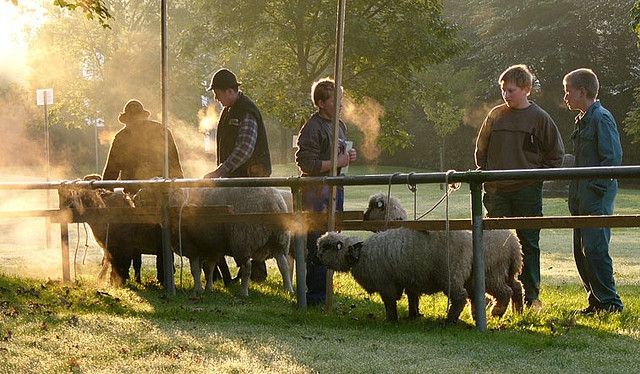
[216,92,272,177]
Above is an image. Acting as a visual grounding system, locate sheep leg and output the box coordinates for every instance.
[510,278,525,314]
[110,255,129,286]
[275,254,295,294]
[217,256,234,286]
[132,254,142,284]
[382,297,399,322]
[239,258,252,297]
[203,261,215,291]
[189,257,203,295]
[406,290,421,320]
[286,253,295,285]
[489,286,513,318]
[97,253,111,283]
[445,288,468,325]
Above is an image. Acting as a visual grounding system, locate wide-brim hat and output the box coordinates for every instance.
[118,99,151,124]
[207,68,241,91]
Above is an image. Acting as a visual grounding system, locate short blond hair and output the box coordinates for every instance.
[563,68,599,99]
[499,64,533,90]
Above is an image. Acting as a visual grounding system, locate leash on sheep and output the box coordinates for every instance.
[415,181,461,220]
[384,172,403,229]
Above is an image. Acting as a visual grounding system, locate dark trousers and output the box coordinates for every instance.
[569,181,623,309]
[483,182,543,303]
[303,185,344,306]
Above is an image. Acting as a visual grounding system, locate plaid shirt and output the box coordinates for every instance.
[217,113,258,177]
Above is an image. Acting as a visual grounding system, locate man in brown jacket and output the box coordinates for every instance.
[475,65,565,311]
[103,99,184,286]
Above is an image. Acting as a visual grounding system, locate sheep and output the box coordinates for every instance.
[363,193,524,317]
[168,186,294,296]
[317,228,472,324]
[59,182,165,286]
[363,193,408,222]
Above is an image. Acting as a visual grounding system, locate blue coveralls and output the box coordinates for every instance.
[568,101,623,310]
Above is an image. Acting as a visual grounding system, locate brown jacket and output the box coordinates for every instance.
[475,102,564,192]
[103,119,183,190]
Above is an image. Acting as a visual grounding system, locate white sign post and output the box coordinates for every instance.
[36,88,54,251]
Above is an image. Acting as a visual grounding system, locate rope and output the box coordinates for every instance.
[415,179,461,220]
[82,223,89,265]
[73,222,80,281]
[406,172,417,220]
[385,172,402,229]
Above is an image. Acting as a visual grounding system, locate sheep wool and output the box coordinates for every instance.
[318,228,472,324]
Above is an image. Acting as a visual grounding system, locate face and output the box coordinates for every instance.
[317,93,336,120]
[563,81,585,112]
[213,88,237,107]
[500,81,530,109]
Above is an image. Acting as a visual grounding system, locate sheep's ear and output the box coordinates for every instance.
[346,242,363,265]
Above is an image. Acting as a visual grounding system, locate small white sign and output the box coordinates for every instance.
[96,118,105,128]
[36,88,54,106]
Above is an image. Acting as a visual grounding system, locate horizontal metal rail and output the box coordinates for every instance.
[1,165,639,333]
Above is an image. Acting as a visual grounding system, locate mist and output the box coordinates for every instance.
[342,95,384,161]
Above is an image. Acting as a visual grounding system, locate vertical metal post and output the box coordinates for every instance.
[325,0,347,312]
[470,181,487,331]
[160,0,175,295]
[94,122,100,173]
[60,221,71,282]
[293,186,307,309]
[44,102,51,250]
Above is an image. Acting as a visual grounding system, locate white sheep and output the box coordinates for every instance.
[169,187,294,296]
[363,193,524,317]
[318,228,472,324]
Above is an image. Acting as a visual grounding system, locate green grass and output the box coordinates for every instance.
[1,163,640,373]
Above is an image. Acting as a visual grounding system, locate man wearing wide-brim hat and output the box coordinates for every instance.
[102,99,184,286]
[104,99,183,184]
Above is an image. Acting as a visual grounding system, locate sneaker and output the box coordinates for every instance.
[599,304,623,314]
[526,299,543,312]
[577,305,599,315]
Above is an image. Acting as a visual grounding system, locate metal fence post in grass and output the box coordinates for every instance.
[470,180,487,331]
[293,185,307,309]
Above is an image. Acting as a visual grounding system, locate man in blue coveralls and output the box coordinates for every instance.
[563,68,624,314]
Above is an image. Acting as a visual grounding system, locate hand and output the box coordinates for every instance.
[348,148,357,162]
[337,152,350,168]
[203,168,223,179]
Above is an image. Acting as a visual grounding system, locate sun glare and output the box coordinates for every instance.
[0,1,48,80]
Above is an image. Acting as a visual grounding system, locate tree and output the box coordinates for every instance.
[445,0,640,162]
[183,0,463,154]
[8,0,112,28]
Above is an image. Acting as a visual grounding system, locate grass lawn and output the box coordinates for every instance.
[1,164,639,373]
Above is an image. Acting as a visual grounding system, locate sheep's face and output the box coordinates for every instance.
[317,232,355,272]
[363,193,387,221]
[59,188,107,213]
[100,190,135,208]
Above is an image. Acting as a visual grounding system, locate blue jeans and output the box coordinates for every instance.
[568,180,623,309]
[303,185,344,306]
[483,182,543,303]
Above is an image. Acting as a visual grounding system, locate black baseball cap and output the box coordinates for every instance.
[207,68,242,91]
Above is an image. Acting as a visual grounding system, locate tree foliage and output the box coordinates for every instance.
[184,0,463,152]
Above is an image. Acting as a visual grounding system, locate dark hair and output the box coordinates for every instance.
[208,68,241,91]
[563,68,599,99]
[499,64,533,90]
